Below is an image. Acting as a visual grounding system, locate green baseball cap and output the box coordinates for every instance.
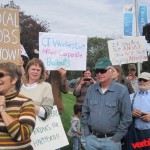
[93,57,112,70]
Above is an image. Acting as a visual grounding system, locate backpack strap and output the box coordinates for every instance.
[131,92,137,111]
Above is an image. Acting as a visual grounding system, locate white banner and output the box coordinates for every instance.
[108,36,148,65]
[39,32,87,71]
[123,4,134,36]
[31,106,69,150]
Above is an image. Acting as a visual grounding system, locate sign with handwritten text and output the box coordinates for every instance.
[0,8,20,63]
[108,36,148,65]
[31,106,69,150]
[39,32,87,70]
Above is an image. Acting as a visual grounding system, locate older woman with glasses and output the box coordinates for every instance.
[0,62,36,150]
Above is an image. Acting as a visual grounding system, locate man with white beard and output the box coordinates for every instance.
[131,72,150,150]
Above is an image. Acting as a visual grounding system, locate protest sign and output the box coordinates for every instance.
[0,8,20,63]
[39,32,87,70]
[31,105,69,150]
[108,36,148,65]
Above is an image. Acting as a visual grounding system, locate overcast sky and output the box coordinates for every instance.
[1,0,150,38]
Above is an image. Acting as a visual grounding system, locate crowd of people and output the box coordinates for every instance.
[0,56,150,150]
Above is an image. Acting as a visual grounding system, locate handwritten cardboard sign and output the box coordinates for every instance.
[0,8,20,63]
[31,106,69,150]
[108,36,148,65]
[39,32,87,70]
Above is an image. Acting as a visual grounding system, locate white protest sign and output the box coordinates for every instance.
[108,36,148,65]
[39,32,87,70]
[20,44,28,58]
[31,106,69,150]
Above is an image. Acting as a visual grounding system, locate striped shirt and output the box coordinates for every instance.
[0,92,36,150]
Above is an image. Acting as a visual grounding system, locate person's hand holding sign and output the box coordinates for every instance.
[17,57,25,75]
[58,68,67,78]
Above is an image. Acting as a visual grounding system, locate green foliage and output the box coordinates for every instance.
[19,12,50,59]
[67,71,82,80]
[61,92,76,150]
[141,55,150,72]
[87,37,111,68]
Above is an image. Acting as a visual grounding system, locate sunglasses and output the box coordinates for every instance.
[138,78,149,82]
[95,69,108,74]
[0,72,11,78]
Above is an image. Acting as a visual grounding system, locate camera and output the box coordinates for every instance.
[84,78,91,81]
[141,112,147,116]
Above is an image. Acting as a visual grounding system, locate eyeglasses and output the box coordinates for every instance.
[130,69,136,71]
[95,69,108,74]
[138,78,149,82]
[0,72,11,78]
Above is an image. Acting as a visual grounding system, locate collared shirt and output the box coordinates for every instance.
[130,89,150,130]
[82,80,132,142]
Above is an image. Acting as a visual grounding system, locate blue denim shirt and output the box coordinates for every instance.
[82,80,132,142]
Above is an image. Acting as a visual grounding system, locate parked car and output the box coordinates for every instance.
[69,79,77,88]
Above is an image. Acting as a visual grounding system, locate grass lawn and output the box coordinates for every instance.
[61,92,76,150]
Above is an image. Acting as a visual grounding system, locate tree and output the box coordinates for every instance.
[1,0,50,59]
[19,12,50,59]
[87,37,111,68]
[142,55,150,72]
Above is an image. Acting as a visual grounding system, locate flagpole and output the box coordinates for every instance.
[135,0,141,76]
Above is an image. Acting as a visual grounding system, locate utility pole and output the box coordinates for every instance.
[135,0,141,76]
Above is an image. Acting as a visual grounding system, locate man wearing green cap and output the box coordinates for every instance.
[82,57,132,150]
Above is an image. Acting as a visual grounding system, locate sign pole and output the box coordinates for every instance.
[135,0,141,76]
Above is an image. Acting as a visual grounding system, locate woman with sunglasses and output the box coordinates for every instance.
[20,58,54,120]
[0,62,36,150]
[112,65,135,94]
